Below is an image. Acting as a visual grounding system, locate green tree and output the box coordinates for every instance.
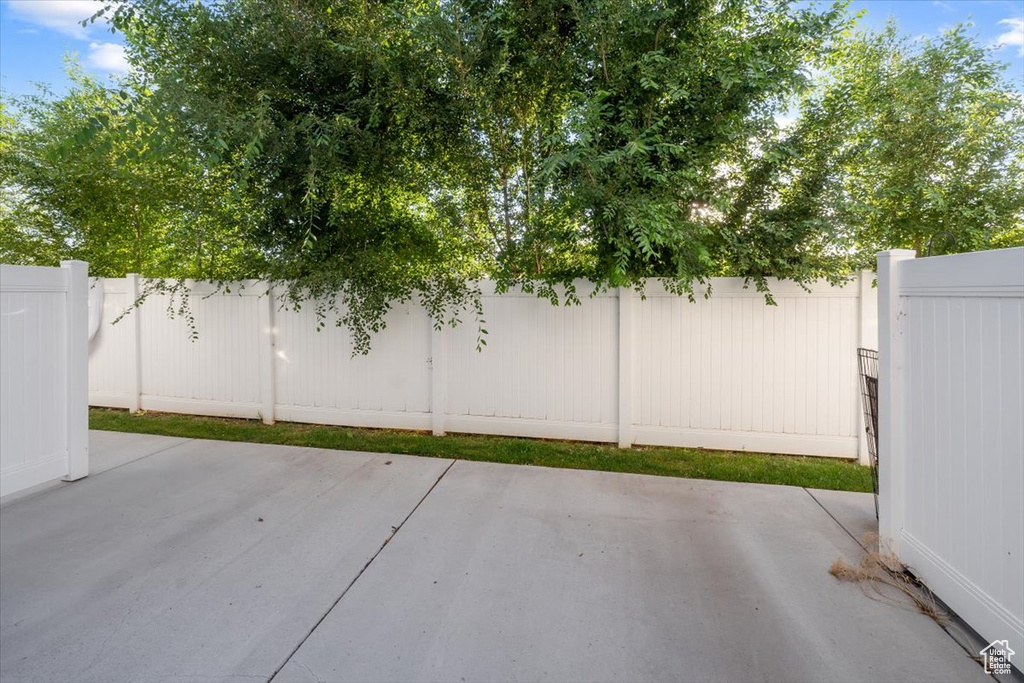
[0,66,263,279]
[558,0,848,294]
[424,0,849,300]
[13,4,1019,352]
[423,0,583,288]
[107,0,493,352]
[749,23,1024,263]
[101,0,851,344]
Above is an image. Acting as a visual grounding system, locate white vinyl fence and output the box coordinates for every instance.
[878,247,1024,659]
[1,261,89,497]
[90,273,877,460]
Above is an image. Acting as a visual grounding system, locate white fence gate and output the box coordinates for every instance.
[89,274,877,460]
[878,247,1024,658]
[0,261,89,497]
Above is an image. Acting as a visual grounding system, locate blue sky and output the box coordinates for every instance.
[846,0,1024,88]
[1,1,129,97]
[1,0,1022,99]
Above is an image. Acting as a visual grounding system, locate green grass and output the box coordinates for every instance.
[90,408,873,492]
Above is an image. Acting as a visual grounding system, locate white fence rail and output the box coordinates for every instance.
[878,247,1024,659]
[1,261,89,497]
[89,274,878,460]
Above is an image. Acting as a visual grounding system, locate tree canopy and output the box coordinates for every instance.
[0,66,264,279]
[2,0,1021,350]
[747,23,1024,262]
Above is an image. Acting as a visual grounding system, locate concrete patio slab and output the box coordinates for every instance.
[0,431,191,509]
[0,436,452,683]
[277,461,985,683]
[1,434,988,683]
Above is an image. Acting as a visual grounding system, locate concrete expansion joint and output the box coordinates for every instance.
[168,674,266,682]
[90,437,197,480]
[267,458,457,683]
[804,487,865,551]
[0,437,197,511]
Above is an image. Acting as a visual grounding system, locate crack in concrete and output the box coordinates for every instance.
[82,579,145,675]
[267,458,457,682]
[293,660,327,683]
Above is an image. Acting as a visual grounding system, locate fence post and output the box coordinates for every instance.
[62,260,89,482]
[617,286,634,448]
[258,283,276,425]
[856,269,877,466]
[126,274,142,413]
[431,323,447,436]
[877,250,915,554]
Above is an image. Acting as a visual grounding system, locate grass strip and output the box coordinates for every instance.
[90,408,873,492]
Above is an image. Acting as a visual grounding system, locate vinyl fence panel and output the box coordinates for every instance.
[630,279,863,457]
[89,274,878,460]
[878,247,1024,660]
[138,282,264,418]
[87,277,136,410]
[444,282,619,442]
[1,261,89,497]
[274,297,433,430]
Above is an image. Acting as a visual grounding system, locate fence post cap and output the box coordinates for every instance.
[876,249,916,259]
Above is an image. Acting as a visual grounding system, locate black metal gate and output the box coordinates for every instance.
[857,348,879,519]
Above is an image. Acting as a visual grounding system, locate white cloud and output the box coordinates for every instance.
[996,18,1024,56]
[7,1,129,75]
[87,42,129,74]
[932,1,953,11]
[6,1,109,39]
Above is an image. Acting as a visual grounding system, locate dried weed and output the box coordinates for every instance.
[829,533,947,626]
